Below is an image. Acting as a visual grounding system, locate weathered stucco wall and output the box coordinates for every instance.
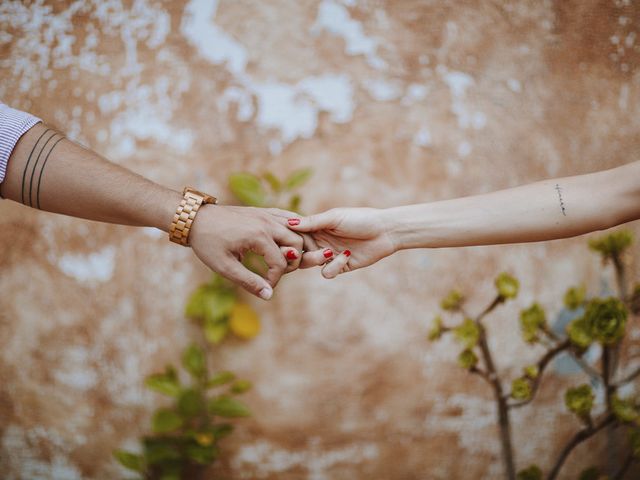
[1,1,640,478]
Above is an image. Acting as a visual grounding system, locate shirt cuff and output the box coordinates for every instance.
[0,102,42,185]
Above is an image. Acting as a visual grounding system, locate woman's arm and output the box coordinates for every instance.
[1,122,313,299]
[386,161,640,249]
[289,161,640,278]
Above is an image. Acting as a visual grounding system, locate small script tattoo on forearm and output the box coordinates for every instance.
[21,128,65,209]
[555,183,567,216]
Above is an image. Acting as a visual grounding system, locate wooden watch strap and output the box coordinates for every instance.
[169,188,216,246]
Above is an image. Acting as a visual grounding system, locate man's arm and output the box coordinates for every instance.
[1,122,311,299]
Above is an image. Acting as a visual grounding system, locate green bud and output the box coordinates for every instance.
[516,465,542,480]
[583,297,627,345]
[511,377,533,401]
[567,317,593,349]
[428,315,445,341]
[564,285,586,310]
[441,289,464,312]
[588,230,633,259]
[519,304,547,343]
[564,384,594,421]
[523,365,539,379]
[611,394,639,423]
[495,272,519,300]
[453,318,480,349]
[458,349,478,370]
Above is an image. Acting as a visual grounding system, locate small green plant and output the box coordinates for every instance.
[429,230,640,479]
[114,343,252,479]
[228,167,313,212]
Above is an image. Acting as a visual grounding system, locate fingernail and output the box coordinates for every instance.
[259,287,273,300]
[288,218,300,226]
[323,249,333,258]
[286,249,298,260]
[343,250,351,257]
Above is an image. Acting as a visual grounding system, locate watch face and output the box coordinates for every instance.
[184,187,217,204]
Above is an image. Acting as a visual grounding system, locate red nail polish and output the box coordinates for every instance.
[286,249,298,260]
[323,249,333,258]
[343,250,351,257]
[288,218,300,226]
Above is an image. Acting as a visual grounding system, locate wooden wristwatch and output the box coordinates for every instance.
[169,187,217,246]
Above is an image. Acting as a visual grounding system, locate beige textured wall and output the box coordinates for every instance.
[1,1,640,478]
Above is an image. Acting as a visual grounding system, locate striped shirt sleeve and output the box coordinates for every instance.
[0,102,42,184]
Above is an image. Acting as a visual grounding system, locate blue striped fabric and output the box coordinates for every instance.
[0,103,42,184]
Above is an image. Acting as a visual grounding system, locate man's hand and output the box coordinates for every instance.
[287,207,397,279]
[190,205,309,299]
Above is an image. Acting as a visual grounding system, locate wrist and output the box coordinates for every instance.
[380,204,432,251]
[157,189,184,233]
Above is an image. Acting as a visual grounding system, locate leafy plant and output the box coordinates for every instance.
[114,343,252,479]
[228,167,313,212]
[429,230,640,479]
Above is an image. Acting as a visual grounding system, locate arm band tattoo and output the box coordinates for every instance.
[20,128,65,209]
[555,184,566,216]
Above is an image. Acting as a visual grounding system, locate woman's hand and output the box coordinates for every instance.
[287,207,397,278]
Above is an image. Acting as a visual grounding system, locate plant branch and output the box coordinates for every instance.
[509,339,571,409]
[547,414,616,480]
[475,318,516,480]
[614,365,640,388]
[476,295,503,323]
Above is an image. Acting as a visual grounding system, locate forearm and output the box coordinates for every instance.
[385,161,640,249]
[1,123,181,232]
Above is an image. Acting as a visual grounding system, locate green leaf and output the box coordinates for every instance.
[578,467,601,480]
[611,394,639,423]
[564,384,594,421]
[152,409,183,433]
[588,230,633,260]
[145,366,181,397]
[185,442,219,465]
[440,289,464,312]
[583,297,627,345]
[453,318,480,349]
[182,344,206,379]
[457,349,478,370]
[262,172,282,193]
[177,389,205,418]
[519,303,547,343]
[284,167,313,190]
[230,380,253,394]
[511,378,533,401]
[495,272,519,300]
[629,429,640,458]
[114,450,145,472]
[212,423,234,439]
[207,371,236,388]
[563,285,586,310]
[185,286,236,323]
[523,365,539,380]
[288,194,301,213]
[209,395,251,417]
[516,465,542,480]
[567,317,593,349]
[229,173,267,207]
[203,318,229,344]
[428,315,445,341]
[142,437,182,464]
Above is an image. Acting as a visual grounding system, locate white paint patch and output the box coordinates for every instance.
[439,67,487,130]
[457,140,472,157]
[180,0,248,74]
[57,246,116,283]
[507,78,522,93]
[363,78,402,101]
[233,440,378,480]
[180,0,356,149]
[413,126,432,147]
[401,83,429,105]
[53,346,98,391]
[312,0,385,70]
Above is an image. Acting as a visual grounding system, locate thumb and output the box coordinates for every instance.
[288,210,338,232]
[218,257,273,300]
